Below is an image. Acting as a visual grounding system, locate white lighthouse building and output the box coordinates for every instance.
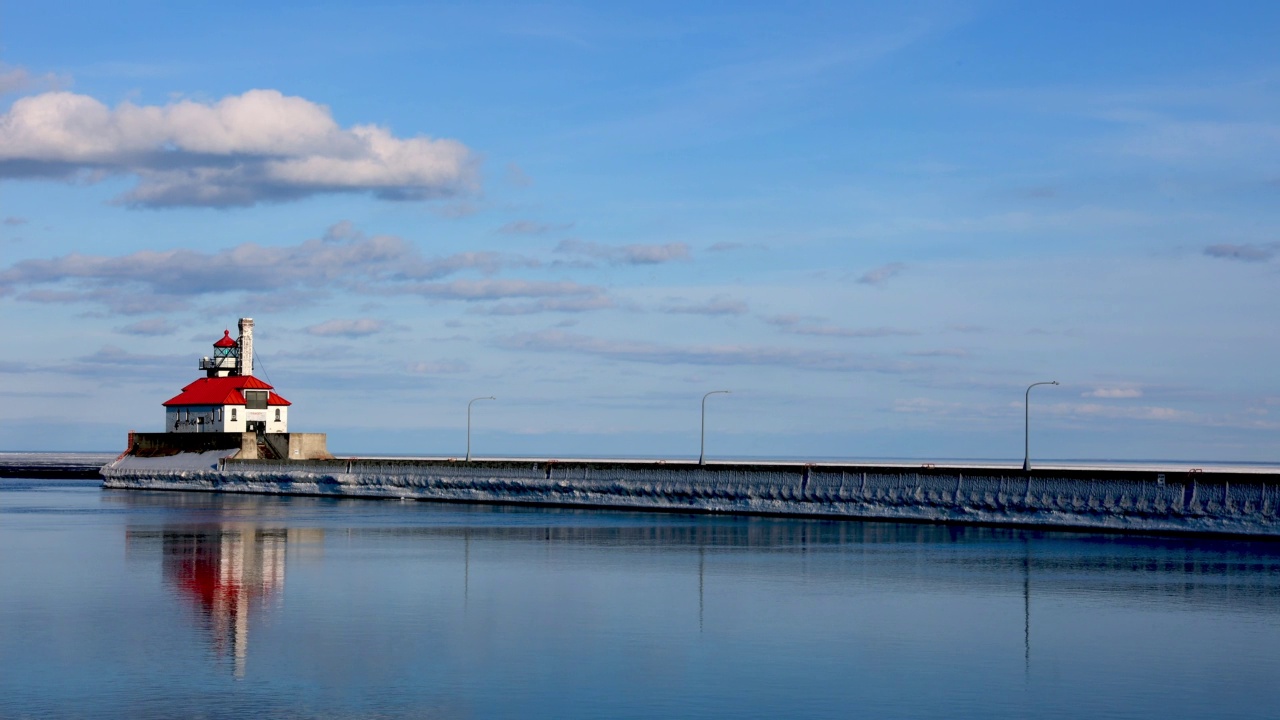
[163,318,291,434]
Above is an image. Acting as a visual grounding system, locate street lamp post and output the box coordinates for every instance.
[1023,381,1058,471]
[466,396,495,462]
[699,390,731,465]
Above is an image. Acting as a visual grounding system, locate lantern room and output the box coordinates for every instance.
[199,330,240,377]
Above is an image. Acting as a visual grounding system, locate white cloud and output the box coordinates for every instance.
[401,279,605,301]
[892,397,964,414]
[764,314,916,338]
[1122,119,1280,163]
[792,325,916,338]
[497,220,571,235]
[555,239,691,265]
[1082,387,1142,399]
[0,89,478,207]
[707,242,744,252]
[16,287,192,315]
[304,318,387,337]
[661,296,749,316]
[497,329,920,373]
[1204,243,1275,262]
[0,222,541,314]
[0,64,63,96]
[407,360,469,374]
[764,314,803,326]
[706,242,768,253]
[59,345,188,377]
[1045,402,1192,422]
[505,162,533,187]
[0,67,30,95]
[857,262,906,285]
[117,318,179,336]
[621,243,691,264]
[471,295,616,315]
[1,231,416,294]
[396,251,536,280]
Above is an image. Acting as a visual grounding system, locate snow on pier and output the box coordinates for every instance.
[101,455,1280,537]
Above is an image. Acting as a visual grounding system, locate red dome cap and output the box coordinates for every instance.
[213,330,237,348]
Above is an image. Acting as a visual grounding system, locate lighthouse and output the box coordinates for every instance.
[162,318,291,434]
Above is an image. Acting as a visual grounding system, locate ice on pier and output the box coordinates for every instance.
[101,454,1280,537]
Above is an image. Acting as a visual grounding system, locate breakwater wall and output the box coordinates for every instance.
[2,453,117,479]
[100,455,1280,537]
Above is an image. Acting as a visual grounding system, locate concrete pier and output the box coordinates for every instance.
[125,431,332,461]
[101,455,1280,537]
[1,453,117,479]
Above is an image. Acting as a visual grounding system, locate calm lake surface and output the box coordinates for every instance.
[2,478,1280,719]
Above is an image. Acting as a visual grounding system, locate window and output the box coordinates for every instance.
[216,408,222,422]
[275,408,281,422]
[231,408,237,422]
[245,391,268,410]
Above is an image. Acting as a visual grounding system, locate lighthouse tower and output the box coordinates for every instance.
[162,318,291,434]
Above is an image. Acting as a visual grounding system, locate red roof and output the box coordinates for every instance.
[213,330,237,348]
[163,375,291,407]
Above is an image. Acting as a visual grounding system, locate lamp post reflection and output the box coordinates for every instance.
[1024,534,1031,676]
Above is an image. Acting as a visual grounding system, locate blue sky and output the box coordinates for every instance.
[2,1,1278,460]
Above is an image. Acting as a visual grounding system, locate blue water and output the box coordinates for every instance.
[2,478,1279,719]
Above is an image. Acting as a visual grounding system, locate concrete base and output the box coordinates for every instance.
[282,433,331,461]
[125,432,331,460]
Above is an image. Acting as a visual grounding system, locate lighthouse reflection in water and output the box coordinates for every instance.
[126,524,322,678]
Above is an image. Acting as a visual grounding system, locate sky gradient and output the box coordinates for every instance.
[2,1,1278,461]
